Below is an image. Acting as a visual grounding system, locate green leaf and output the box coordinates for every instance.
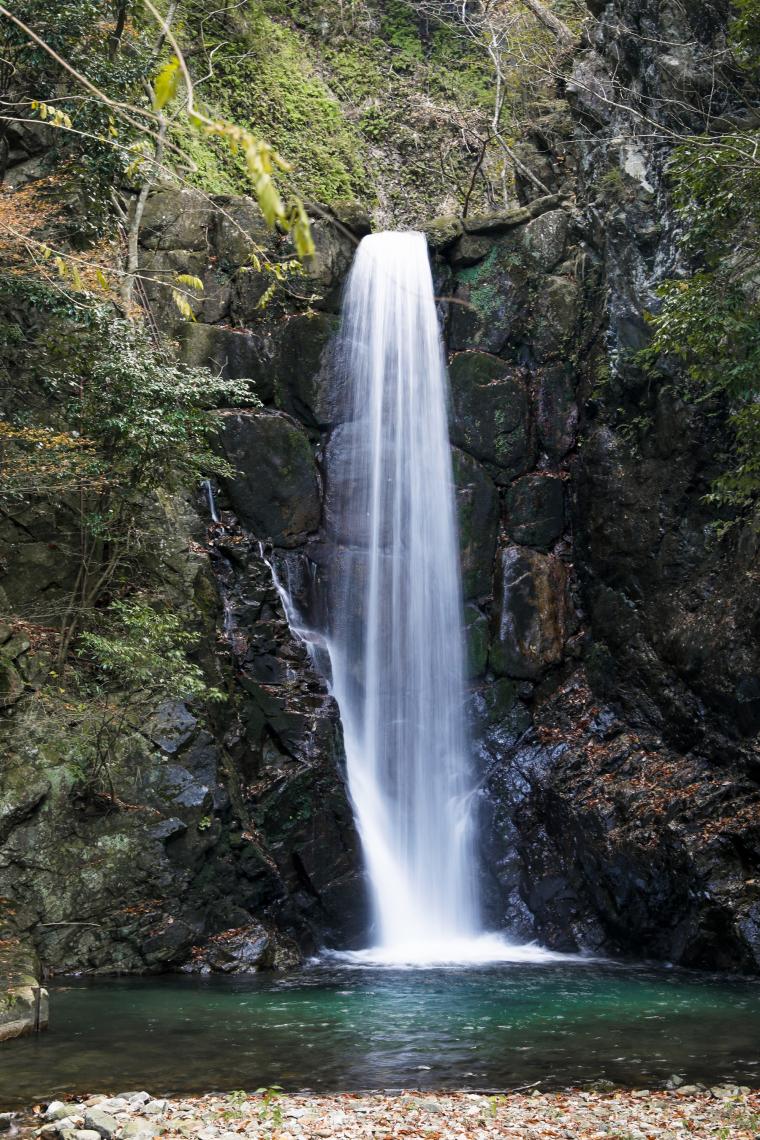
[174,274,204,292]
[152,57,181,111]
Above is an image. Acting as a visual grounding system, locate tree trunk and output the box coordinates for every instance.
[521,0,575,49]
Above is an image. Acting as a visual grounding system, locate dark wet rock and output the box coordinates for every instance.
[449,353,534,481]
[452,449,499,600]
[464,603,489,679]
[183,921,273,973]
[449,242,531,356]
[273,312,339,427]
[506,475,565,550]
[536,364,578,461]
[489,545,566,679]
[530,276,581,363]
[209,539,367,951]
[176,323,275,403]
[217,410,321,546]
[486,673,760,968]
[148,702,197,755]
[230,265,274,323]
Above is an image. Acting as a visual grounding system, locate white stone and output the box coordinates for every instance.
[82,1108,118,1139]
[142,1101,168,1115]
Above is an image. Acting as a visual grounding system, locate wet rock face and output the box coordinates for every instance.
[506,475,564,551]
[562,0,760,779]
[4,40,760,984]
[452,449,500,601]
[449,354,534,482]
[217,411,321,547]
[489,547,566,680]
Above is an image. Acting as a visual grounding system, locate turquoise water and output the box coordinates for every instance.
[2,962,760,1108]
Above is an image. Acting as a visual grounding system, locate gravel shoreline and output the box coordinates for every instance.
[10,1086,760,1140]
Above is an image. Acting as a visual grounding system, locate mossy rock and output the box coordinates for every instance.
[449,351,534,481]
[506,475,565,551]
[217,409,321,546]
[464,603,489,679]
[424,215,464,251]
[530,276,581,362]
[453,448,498,601]
[449,241,532,356]
[489,545,566,679]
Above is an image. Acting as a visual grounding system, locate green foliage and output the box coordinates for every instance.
[79,597,222,704]
[730,0,760,71]
[0,275,256,501]
[255,1086,284,1131]
[27,592,224,796]
[0,0,154,237]
[0,274,258,660]
[177,0,499,220]
[640,10,760,526]
[180,5,370,205]
[643,136,760,522]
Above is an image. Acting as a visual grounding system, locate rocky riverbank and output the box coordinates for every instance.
[12,1088,760,1140]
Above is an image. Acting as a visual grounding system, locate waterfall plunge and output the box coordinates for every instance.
[325,232,560,965]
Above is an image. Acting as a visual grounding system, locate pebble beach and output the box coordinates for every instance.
[13,1086,760,1140]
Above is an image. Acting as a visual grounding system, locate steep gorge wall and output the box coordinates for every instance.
[1,0,759,989]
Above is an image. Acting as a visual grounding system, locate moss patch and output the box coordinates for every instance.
[175,0,500,223]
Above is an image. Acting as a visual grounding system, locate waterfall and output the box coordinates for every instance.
[324,232,498,963]
[326,232,475,953]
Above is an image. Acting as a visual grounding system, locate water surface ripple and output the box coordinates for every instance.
[3,962,760,1107]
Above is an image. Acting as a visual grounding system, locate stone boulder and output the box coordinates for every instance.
[520,209,569,271]
[506,474,565,550]
[537,364,578,460]
[177,323,275,402]
[183,921,274,973]
[452,449,499,600]
[217,410,321,546]
[530,276,581,362]
[274,312,339,427]
[139,189,214,251]
[490,546,566,679]
[0,938,48,1042]
[449,242,532,356]
[449,352,534,482]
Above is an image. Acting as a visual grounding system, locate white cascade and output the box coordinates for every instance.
[325,232,563,965]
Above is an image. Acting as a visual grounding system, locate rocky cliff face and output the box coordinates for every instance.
[1,0,758,983]
[480,0,760,968]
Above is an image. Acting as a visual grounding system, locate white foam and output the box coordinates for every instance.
[324,934,592,968]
